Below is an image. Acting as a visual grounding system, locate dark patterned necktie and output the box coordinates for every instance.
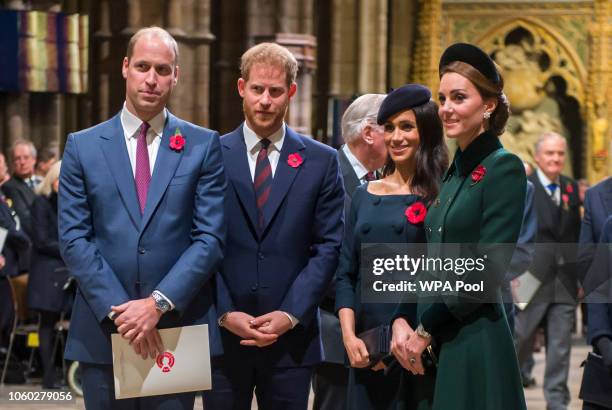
[254,139,272,228]
[135,122,151,214]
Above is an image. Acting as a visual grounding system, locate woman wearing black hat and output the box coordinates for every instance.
[335,84,448,410]
[391,43,527,409]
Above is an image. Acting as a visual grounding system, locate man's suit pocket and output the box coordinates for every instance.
[169,173,192,186]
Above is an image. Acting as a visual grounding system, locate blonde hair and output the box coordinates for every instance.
[240,43,298,87]
[36,160,61,197]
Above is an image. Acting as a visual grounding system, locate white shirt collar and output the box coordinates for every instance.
[536,168,559,188]
[243,121,285,153]
[120,103,167,139]
[342,144,369,180]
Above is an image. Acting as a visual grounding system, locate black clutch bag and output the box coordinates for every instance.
[357,325,438,370]
[579,352,612,408]
[357,325,391,367]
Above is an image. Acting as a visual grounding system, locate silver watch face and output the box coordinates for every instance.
[154,294,170,312]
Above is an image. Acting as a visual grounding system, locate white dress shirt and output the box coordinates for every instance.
[536,168,560,206]
[120,103,166,177]
[342,144,371,183]
[243,121,285,181]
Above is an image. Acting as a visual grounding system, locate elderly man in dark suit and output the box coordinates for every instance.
[515,132,581,410]
[205,42,344,410]
[3,140,39,237]
[312,93,387,410]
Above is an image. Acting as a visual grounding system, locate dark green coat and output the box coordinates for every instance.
[401,131,527,410]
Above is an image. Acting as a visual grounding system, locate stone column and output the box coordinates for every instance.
[389,0,417,87]
[94,0,112,122]
[329,0,357,97]
[3,0,29,148]
[411,0,442,92]
[191,0,215,126]
[586,0,612,182]
[357,0,387,93]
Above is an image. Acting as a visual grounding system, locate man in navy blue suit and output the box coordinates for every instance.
[204,43,345,410]
[59,27,226,409]
[579,177,612,283]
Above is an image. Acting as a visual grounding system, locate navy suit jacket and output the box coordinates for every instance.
[216,124,344,367]
[579,177,612,283]
[59,111,226,364]
[586,215,612,346]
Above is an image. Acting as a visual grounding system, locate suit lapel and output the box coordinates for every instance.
[261,127,306,233]
[222,126,260,233]
[599,178,612,219]
[99,113,141,229]
[140,113,183,232]
[338,146,360,197]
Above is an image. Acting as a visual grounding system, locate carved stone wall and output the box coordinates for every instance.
[412,0,611,181]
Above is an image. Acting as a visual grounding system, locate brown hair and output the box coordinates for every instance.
[440,61,510,136]
[240,43,298,88]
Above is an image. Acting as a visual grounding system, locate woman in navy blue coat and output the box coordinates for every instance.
[335,85,448,410]
[26,161,66,388]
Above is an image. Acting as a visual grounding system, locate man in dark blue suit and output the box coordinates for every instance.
[204,43,344,410]
[58,27,226,409]
[579,177,612,283]
[583,215,612,410]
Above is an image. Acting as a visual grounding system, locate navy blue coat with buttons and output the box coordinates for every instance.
[335,185,425,332]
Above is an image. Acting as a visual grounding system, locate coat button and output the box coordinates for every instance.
[251,285,258,292]
[372,197,381,206]
[138,247,146,254]
[438,227,442,233]
[258,252,264,260]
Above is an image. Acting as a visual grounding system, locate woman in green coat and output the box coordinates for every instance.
[391,43,527,410]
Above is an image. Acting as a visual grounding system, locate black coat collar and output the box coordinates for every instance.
[444,130,502,180]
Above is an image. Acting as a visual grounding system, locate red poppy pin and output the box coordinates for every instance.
[405,202,427,224]
[169,128,185,152]
[471,165,486,185]
[287,153,303,168]
[565,183,573,194]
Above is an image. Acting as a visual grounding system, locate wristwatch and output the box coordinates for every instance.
[151,291,171,314]
[416,323,432,339]
[218,312,231,328]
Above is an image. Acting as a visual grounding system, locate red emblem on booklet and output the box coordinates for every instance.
[405,202,427,224]
[156,351,175,373]
[565,183,573,194]
[471,165,486,185]
[287,153,303,168]
[169,128,185,152]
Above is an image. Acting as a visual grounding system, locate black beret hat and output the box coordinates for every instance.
[439,43,500,86]
[376,84,432,125]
